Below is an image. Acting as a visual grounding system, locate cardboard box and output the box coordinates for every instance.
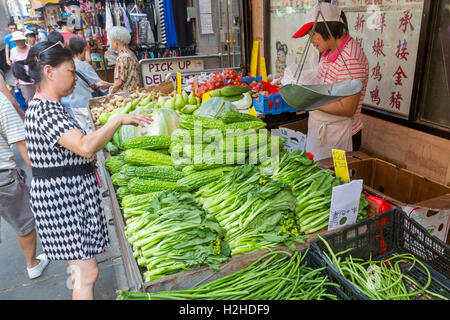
[277,118,308,152]
[326,157,450,244]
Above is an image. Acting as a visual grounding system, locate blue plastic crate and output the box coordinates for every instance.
[241,76,262,84]
[253,93,297,115]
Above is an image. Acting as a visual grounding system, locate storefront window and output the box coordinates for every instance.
[418,1,450,129]
[268,0,425,117]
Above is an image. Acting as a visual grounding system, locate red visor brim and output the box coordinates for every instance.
[292,22,315,38]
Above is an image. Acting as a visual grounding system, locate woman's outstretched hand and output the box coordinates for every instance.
[118,113,153,127]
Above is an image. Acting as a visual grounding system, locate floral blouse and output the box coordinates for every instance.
[114,48,142,93]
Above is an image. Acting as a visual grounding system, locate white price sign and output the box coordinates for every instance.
[328,179,363,231]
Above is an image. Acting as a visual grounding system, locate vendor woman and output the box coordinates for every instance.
[291,3,369,160]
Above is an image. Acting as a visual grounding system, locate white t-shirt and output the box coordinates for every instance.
[0,92,25,170]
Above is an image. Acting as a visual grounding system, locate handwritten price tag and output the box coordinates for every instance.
[332,149,350,183]
[328,179,363,231]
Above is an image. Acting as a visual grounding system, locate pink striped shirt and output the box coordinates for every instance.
[317,35,369,135]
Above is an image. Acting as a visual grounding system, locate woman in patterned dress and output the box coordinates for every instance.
[108,26,142,94]
[13,41,152,300]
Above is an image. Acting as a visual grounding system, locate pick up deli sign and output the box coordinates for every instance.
[141,58,205,88]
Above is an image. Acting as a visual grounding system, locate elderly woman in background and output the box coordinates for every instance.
[108,26,142,94]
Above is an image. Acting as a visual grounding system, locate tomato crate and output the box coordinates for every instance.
[310,208,450,300]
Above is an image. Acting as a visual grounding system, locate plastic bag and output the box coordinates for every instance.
[120,107,180,143]
[281,50,323,86]
[194,97,237,118]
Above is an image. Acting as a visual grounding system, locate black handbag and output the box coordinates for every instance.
[75,70,107,98]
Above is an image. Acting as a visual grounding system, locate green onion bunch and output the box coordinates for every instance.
[318,236,449,300]
[117,249,340,300]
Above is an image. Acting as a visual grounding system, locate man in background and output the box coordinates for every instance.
[4,22,18,66]
[58,17,92,63]
[0,91,49,280]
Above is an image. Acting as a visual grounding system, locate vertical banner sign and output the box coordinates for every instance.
[328,180,363,231]
[332,149,350,183]
[250,41,260,77]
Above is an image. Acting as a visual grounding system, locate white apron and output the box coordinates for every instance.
[305,110,353,161]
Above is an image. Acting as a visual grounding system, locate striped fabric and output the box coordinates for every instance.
[157,0,167,45]
[317,35,369,135]
[0,92,25,170]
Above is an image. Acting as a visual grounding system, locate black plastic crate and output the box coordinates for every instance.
[310,208,450,300]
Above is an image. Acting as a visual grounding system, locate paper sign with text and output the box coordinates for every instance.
[328,179,363,231]
[332,149,350,183]
[141,58,205,88]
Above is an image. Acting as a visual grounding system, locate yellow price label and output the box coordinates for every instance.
[202,90,212,104]
[177,72,182,94]
[248,106,257,117]
[332,149,350,183]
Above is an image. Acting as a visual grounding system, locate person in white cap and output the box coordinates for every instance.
[10,31,36,104]
[24,29,38,47]
[291,2,369,161]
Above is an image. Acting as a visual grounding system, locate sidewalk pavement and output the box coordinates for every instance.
[0,145,129,300]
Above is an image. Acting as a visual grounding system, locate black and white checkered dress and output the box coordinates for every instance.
[25,98,110,260]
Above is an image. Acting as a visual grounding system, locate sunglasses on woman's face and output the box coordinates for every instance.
[35,41,64,66]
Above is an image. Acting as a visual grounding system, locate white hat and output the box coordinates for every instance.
[10,31,27,42]
[24,29,37,37]
[292,3,344,38]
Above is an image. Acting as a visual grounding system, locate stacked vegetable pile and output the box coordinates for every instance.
[193,69,247,98]
[170,110,282,173]
[117,249,341,300]
[123,190,231,282]
[195,164,306,255]
[90,88,152,126]
[263,150,369,234]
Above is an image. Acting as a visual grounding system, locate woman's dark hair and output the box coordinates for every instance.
[67,36,86,57]
[313,11,349,40]
[12,41,73,84]
[47,31,64,44]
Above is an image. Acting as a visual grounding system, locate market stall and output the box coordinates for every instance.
[83,62,450,300]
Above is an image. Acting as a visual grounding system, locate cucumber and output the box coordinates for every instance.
[222,94,244,102]
[210,89,222,97]
[220,86,251,97]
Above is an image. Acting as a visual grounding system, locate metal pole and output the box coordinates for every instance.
[92,0,109,81]
[225,0,231,67]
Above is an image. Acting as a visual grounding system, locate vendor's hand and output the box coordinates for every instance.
[6,60,11,66]
[118,114,153,127]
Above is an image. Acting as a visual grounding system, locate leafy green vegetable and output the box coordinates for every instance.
[124,190,231,282]
[195,164,306,255]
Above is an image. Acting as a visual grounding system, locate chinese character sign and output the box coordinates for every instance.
[344,2,424,116]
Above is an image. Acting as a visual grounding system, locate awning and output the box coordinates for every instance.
[31,0,61,11]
